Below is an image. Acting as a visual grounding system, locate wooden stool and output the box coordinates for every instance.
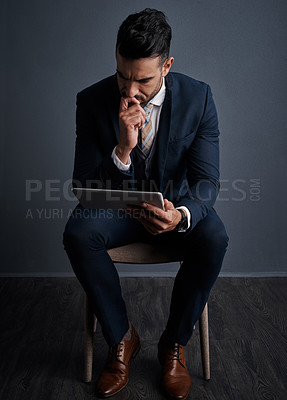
[84,242,210,382]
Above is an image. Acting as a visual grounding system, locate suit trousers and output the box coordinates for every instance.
[63,205,228,347]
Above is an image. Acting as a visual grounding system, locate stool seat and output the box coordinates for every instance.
[107,242,181,264]
[84,242,210,383]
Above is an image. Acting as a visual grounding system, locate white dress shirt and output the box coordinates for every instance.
[111,77,191,231]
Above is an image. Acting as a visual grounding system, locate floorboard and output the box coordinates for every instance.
[0,277,286,400]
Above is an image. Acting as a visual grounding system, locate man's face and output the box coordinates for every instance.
[116,51,174,105]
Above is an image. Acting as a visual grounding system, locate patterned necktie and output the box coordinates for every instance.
[140,104,154,155]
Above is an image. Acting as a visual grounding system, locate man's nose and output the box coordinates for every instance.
[125,81,139,98]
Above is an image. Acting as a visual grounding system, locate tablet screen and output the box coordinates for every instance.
[73,188,165,210]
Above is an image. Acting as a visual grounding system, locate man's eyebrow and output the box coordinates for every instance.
[116,69,154,82]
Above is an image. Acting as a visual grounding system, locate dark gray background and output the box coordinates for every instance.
[1,0,286,276]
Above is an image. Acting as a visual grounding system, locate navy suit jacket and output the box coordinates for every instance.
[73,72,220,230]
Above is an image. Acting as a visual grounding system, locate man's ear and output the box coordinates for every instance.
[162,57,174,77]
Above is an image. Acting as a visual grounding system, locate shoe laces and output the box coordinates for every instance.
[168,343,185,367]
[107,342,126,368]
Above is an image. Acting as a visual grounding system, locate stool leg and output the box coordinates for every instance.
[198,302,210,380]
[84,295,96,383]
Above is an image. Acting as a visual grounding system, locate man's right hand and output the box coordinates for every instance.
[116,97,146,164]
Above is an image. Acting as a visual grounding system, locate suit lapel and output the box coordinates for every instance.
[153,74,173,192]
[108,74,121,143]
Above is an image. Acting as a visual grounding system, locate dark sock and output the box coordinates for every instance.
[121,322,132,341]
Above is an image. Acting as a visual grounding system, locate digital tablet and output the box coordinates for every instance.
[73,188,165,210]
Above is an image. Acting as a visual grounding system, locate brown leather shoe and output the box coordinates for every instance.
[97,324,140,398]
[158,337,192,400]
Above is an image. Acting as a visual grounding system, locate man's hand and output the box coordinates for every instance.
[116,97,146,164]
[127,199,184,235]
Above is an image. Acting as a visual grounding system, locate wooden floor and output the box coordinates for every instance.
[0,277,286,400]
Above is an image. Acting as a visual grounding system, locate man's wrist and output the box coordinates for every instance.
[175,208,188,232]
[112,146,131,171]
[175,206,191,232]
[115,145,132,165]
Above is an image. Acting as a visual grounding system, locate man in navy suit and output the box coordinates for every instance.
[64,8,228,399]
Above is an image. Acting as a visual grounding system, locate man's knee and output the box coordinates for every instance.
[206,224,229,253]
[63,215,85,249]
[63,209,103,250]
[192,211,229,252]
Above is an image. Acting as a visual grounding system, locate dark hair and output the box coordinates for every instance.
[116,8,172,63]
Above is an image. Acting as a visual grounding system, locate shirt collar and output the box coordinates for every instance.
[149,77,166,107]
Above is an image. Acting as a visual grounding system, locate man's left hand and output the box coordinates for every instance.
[127,199,183,235]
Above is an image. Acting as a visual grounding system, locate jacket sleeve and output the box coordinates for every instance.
[177,85,220,229]
[72,92,134,189]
